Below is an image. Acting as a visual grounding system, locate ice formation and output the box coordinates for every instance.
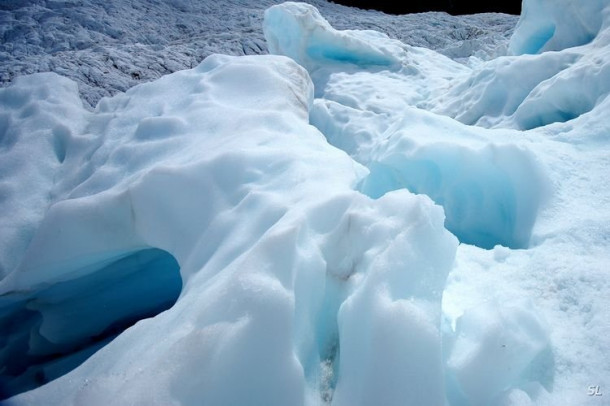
[1,0,609,405]
[435,0,610,129]
[0,53,457,404]
[508,0,608,55]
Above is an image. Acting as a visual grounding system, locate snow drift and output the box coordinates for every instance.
[1,0,610,405]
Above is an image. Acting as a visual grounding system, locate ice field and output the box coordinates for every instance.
[1,0,609,405]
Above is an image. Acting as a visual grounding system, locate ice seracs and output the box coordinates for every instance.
[267,1,609,405]
[0,0,517,106]
[268,2,548,249]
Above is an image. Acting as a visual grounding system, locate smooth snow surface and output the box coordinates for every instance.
[1,0,609,405]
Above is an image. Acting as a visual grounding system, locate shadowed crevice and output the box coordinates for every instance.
[0,248,182,400]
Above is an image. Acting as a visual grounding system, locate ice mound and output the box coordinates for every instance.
[264,2,406,72]
[0,53,457,404]
[509,0,609,55]
[435,42,610,130]
[434,0,610,129]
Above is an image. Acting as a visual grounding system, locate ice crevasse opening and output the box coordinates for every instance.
[0,50,461,406]
[0,247,182,398]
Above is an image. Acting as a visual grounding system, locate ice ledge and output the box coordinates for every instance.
[264,2,406,72]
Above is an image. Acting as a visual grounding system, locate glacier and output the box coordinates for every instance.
[1,0,609,405]
[0,0,517,107]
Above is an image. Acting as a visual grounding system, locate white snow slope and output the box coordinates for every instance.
[1,0,609,406]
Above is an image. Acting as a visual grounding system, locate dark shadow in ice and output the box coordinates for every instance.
[314,276,344,404]
[0,248,182,400]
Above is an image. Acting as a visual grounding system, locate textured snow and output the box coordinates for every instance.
[1,0,609,405]
[0,0,516,107]
[445,301,551,406]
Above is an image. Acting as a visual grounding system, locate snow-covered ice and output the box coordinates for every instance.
[1,0,609,405]
[0,0,516,106]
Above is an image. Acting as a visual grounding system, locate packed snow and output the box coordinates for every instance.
[1,0,609,405]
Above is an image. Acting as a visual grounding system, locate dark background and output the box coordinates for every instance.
[330,0,522,15]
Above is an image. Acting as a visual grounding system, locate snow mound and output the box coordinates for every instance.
[0,73,87,278]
